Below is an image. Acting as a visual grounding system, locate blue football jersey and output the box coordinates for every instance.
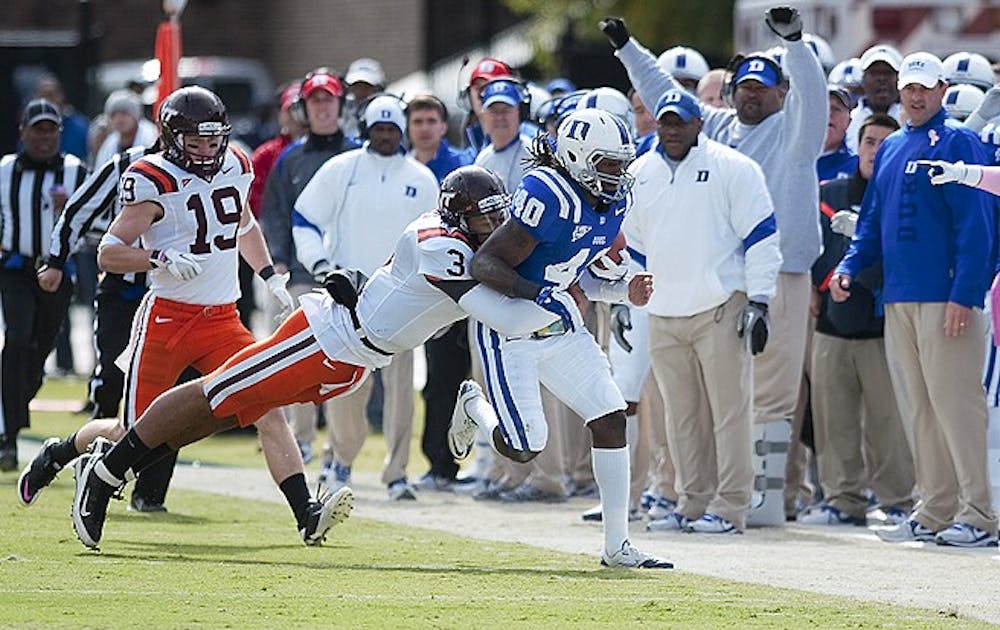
[981,122,1000,166]
[510,166,629,290]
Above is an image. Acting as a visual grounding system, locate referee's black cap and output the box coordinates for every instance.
[21,99,62,127]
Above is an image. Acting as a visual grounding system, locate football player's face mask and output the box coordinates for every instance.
[438,165,511,249]
[463,202,509,247]
[182,131,225,167]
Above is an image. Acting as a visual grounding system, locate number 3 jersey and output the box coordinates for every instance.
[120,147,253,305]
[510,165,629,290]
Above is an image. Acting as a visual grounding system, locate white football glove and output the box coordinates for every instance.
[830,211,858,238]
[151,248,204,281]
[589,249,632,282]
[915,160,982,187]
[266,271,296,321]
[964,86,1000,133]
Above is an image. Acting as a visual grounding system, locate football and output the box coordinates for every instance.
[592,231,627,269]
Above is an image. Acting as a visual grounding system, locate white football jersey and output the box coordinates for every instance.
[119,147,253,305]
[356,211,474,353]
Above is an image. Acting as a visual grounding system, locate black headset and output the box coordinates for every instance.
[289,67,344,127]
[479,77,532,122]
[723,53,785,103]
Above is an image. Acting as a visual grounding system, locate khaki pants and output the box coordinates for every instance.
[648,293,753,528]
[884,303,997,533]
[811,332,915,518]
[754,272,811,422]
[324,349,414,486]
[632,371,675,505]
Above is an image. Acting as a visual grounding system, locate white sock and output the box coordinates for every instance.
[592,446,630,555]
[469,394,499,441]
[625,414,639,463]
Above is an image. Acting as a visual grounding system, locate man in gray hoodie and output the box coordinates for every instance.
[601,6,827,525]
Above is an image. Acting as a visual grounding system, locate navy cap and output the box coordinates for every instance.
[734,56,782,88]
[827,84,852,109]
[21,99,61,127]
[481,79,523,109]
[654,89,702,122]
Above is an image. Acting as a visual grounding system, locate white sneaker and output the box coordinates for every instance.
[874,518,937,543]
[646,495,678,521]
[387,479,417,501]
[646,511,688,532]
[685,513,741,534]
[934,522,999,548]
[448,380,484,460]
[797,504,865,526]
[600,540,673,569]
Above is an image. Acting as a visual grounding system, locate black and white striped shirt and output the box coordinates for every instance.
[48,145,154,288]
[0,152,86,260]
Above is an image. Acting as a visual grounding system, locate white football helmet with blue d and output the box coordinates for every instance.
[576,87,636,138]
[555,109,636,203]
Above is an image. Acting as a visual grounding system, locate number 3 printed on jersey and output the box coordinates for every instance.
[186,186,243,254]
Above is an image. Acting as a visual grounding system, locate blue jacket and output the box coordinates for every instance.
[423,139,474,183]
[817,142,858,183]
[837,108,994,308]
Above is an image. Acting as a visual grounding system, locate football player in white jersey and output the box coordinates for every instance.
[46,87,347,550]
[70,165,577,550]
[447,109,672,569]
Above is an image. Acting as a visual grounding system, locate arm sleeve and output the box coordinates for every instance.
[781,39,829,159]
[292,156,341,273]
[577,271,629,303]
[945,134,994,307]
[836,156,883,278]
[49,153,123,268]
[457,284,561,335]
[259,149,294,266]
[729,159,782,301]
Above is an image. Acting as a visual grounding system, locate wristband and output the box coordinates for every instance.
[258,264,276,280]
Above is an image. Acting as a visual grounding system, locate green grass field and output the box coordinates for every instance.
[0,482,989,630]
[3,379,994,628]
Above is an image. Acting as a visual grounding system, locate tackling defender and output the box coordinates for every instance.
[71,165,577,549]
[448,109,673,569]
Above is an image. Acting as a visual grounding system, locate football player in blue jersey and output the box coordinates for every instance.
[448,109,672,569]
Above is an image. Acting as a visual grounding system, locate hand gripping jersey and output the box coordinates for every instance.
[510,165,629,289]
[119,147,253,305]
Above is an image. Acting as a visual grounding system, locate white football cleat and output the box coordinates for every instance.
[448,380,485,460]
[600,540,673,569]
[301,486,354,546]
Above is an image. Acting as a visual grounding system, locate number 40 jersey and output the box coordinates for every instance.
[510,165,629,290]
[119,147,253,306]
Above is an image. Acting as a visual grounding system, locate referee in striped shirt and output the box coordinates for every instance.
[0,99,86,470]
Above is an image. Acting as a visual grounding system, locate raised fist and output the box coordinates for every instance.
[765,6,803,41]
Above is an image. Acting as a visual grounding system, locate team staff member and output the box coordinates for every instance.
[603,6,827,524]
[631,89,781,534]
[0,100,86,470]
[260,70,358,462]
[844,45,903,152]
[474,79,534,195]
[407,94,475,490]
[293,95,438,500]
[817,85,858,182]
[832,53,998,548]
[801,113,915,527]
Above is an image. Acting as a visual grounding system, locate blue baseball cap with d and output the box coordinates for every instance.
[654,89,702,122]
[481,79,523,108]
[734,55,782,87]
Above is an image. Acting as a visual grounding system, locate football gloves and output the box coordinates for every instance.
[150,248,204,281]
[737,300,770,355]
[610,303,633,353]
[765,6,803,41]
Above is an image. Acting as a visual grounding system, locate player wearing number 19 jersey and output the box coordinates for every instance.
[42,87,350,551]
[450,109,672,569]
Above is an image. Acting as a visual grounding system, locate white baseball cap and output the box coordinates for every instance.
[860,44,903,72]
[345,58,385,87]
[897,52,945,89]
[363,95,406,134]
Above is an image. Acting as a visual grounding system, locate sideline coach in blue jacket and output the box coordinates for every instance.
[831,52,998,548]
